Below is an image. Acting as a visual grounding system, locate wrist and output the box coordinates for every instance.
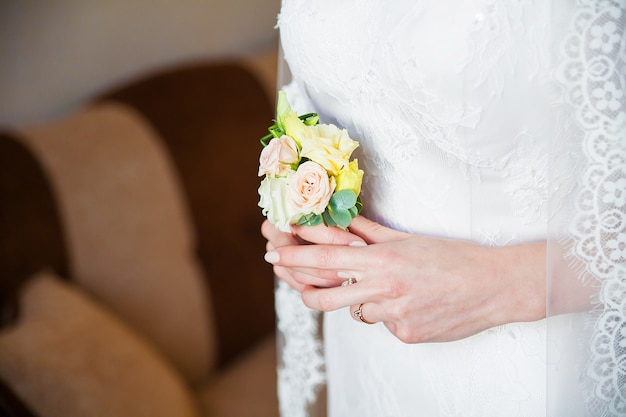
[492,242,547,325]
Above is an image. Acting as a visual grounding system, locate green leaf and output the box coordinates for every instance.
[355,196,363,214]
[260,124,285,147]
[299,113,319,126]
[270,125,284,138]
[329,208,352,228]
[322,211,337,227]
[348,206,358,217]
[298,213,323,227]
[260,133,272,147]
[330,190,357,211]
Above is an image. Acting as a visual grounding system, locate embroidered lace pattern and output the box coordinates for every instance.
[276,1,555,416]
[275,280,325,417]
[556,1,626,415]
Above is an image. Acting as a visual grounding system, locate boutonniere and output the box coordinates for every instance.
[258,91,364,232]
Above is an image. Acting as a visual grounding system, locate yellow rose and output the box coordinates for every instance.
[300,124,359,176]
[276,91,307,145]
[335,159,364,196]
[282,111,305,145]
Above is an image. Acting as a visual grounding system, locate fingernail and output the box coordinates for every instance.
[349,241,367,247]
[264,251,280,264]
[338,271,354,279]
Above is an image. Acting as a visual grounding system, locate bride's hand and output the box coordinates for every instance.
[261,219,367,292]
[263,216,546,343]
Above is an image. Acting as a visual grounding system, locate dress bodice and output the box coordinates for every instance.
[279,0,571,244]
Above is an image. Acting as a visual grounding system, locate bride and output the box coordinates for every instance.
[262,1,625,416]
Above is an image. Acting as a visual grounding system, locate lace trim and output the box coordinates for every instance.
[275,280,325,417]
[557,1,626,415]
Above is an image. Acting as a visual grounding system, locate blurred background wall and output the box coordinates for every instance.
[0,0,281,128]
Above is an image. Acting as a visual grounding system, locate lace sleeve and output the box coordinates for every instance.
[547,1,625,416]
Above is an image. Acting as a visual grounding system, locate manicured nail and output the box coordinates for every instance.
[349,241,367,247]
[338,271,354,279]
[264,251,280,264]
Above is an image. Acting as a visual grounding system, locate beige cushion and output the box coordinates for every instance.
[197,334,278,417]
[0,271,200,417]
[17,104,216,382]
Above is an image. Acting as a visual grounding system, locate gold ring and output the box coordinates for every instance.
[353,303,375,324]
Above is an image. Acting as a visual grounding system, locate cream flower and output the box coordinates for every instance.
[258,135,299,177]
[258,175,302,232]
[300,124,359,175]
[288,161,336,215]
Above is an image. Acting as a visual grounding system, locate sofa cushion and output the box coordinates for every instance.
[197,334,278,417]
[0,134,69,328]
[0,271,200,417]
[0,375,38,417]
[101,63,276,368]
[15,103,216,383]
[1,61,277,388]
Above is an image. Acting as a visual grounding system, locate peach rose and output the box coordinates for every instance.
[288,161,336,215]
[258,135,299,177]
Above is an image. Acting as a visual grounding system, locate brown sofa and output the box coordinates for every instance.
[0,58,279,417]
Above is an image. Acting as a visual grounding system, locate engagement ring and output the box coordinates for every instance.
[354,303,375,324]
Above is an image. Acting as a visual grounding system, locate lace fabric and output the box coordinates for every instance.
[548,1,626,416]
[274,1,626,416]
[275,280,326,417]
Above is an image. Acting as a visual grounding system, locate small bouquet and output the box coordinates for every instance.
[258,91,364,233]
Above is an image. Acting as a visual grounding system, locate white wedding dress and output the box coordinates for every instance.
[274,1,626,416]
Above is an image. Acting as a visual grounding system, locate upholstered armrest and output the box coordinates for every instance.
[0,60,278,416]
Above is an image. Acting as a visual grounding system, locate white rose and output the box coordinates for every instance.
[258,175,301,232]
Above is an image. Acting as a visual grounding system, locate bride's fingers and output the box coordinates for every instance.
[261,220,298,248]
[301,284,378,312]
[265,243,366,272]
[275,264,357,289]
[291,223,367,246]
[291,269,348,288]
[287,265,358,282]
[273,266,306,292]
[349,302,380,325]
[348,216,410,244]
